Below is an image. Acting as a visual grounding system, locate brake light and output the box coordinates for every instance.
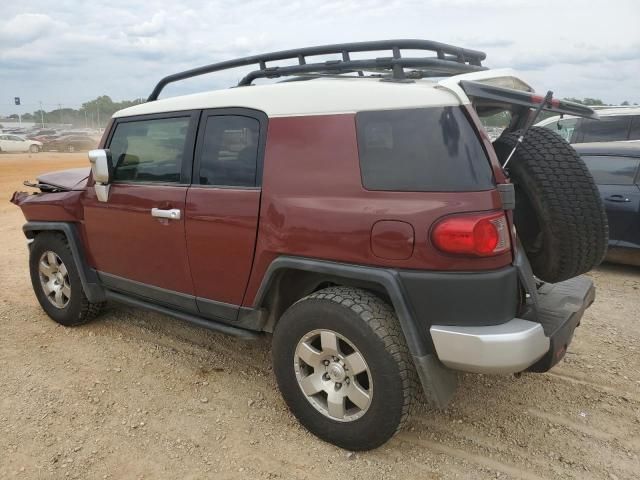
[431,211,510,257]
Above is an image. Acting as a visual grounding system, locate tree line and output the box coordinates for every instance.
[5,96,145,128]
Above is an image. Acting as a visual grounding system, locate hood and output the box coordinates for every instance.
[36,167,90,190]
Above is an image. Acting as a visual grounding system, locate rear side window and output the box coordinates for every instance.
[356,107,494,191]
[582,155,640,185]
[578,116,632,143]
[109,117,191,183]
[197,115,259,187]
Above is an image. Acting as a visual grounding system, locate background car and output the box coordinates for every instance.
[574,142,640,265]
[0,134,42,153]
[537,106,640,143]
[43,135,97,152]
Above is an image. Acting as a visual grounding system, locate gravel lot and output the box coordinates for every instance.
[1,152,639,479]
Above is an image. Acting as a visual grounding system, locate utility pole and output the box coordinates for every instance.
[58,104,63,126]
[97,106,100,127]
[39,101,44,128]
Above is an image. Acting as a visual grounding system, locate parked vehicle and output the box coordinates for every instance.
[27,129,57,139]
[574,142,640,265]
[11,40,608,450]
[536,106,640,143]
[43,135,97,152]
[0,134,42,153]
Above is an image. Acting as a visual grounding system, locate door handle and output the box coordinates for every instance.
[605,195,630,203]
[151,208,181,220]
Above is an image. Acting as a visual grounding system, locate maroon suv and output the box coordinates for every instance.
[11,40,608,450]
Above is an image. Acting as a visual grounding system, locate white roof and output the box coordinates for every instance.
[113,78,462,119]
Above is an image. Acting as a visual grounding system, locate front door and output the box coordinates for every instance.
[185,109,266,322]
[83,111,200,311]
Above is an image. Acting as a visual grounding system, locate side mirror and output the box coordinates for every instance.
[88,149,113,202]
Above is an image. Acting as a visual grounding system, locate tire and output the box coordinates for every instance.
[494,127,608,283]
[29,232,104,326]
[272,286,416,450]
[29,144,39,153]
[67,144,75,153]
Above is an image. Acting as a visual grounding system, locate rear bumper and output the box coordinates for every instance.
[429,275,595,374]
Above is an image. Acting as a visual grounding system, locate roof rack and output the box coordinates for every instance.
[147,39,487,101]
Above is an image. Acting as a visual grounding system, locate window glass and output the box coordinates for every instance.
[356,107,494,191]
[542,118,578,142]
[628,116,640,141]
[579,116,632,143]
[198,115,259,187]
[582,155,640,185]
[109,117,190,183]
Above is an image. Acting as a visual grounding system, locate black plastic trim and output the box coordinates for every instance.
[398,266,519,328]
[98,271,198,312]
[105,290,259,340]
[22,222,106,303]
[196,297,238,322]
[253,256,431,357]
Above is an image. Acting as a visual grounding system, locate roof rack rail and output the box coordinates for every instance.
[147,39,487,101]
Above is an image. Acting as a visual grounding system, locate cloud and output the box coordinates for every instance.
[1,0,639,112]
[126,11,167,37]
[0,13,59,47]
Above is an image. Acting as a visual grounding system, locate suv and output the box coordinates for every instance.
[11,40,608,450]
[536,106,640,143]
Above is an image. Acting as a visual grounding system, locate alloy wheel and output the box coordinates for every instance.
[294,329,373,422]
[38,251,71,309]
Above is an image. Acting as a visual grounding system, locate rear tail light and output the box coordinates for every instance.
[431,211,511,257]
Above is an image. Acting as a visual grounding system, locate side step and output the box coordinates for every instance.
[104,290,260,340]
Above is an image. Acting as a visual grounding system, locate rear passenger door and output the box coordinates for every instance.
[185,109,267,324]
[582,155,640,248]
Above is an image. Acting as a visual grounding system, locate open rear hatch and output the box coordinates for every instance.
[459,79,598,120]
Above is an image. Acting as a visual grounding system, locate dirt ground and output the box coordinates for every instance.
[0,152,639,480]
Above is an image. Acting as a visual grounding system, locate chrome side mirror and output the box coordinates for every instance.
[88,149,113,202]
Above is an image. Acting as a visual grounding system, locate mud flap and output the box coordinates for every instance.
[413,353,458,409]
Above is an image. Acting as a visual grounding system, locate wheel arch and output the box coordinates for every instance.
[23,222,106,303]
[252,257,429,356]
[254,256,458,408]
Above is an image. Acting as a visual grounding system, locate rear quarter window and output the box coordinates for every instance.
[356,107,494,192]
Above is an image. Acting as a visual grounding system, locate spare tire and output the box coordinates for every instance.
[493,127,608,283]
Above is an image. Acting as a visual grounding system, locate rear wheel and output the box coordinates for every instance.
[29,144,39,153]
[66,144,75,153]
[272,286,416,450]
[29,233,104,326]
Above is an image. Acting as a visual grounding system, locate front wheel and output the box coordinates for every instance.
[66,144,75,153]
[272,287,416,450]
[29,232,104,326]
[29,144,40,153]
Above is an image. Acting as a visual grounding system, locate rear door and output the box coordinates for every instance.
[185,108,266,323]
[582,154,640,248]
[83,112,199,310]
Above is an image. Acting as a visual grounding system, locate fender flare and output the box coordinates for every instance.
[23,221,106,303]
[252,256,458,408]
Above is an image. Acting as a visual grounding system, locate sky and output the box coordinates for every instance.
[1,0,639,116]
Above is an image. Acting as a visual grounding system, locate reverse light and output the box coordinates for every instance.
[431,211,510,257]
